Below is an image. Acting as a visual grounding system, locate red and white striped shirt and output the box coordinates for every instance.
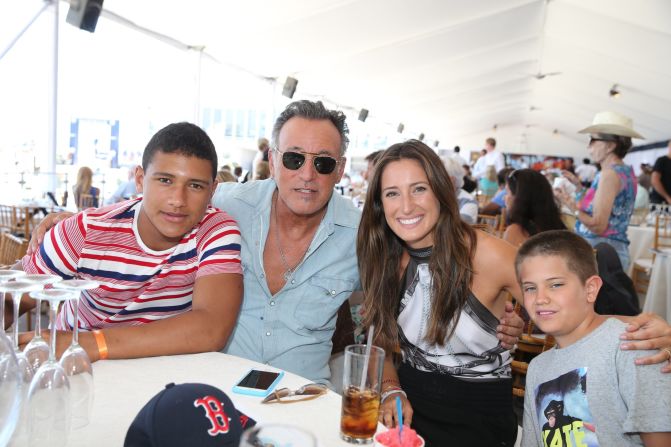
[22,199,242,330]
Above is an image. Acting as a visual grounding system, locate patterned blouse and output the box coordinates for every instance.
[575,163,636,244]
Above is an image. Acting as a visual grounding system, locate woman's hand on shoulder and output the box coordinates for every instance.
[620,313,671,373]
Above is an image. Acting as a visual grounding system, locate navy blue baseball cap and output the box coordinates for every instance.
[124,383,256,447]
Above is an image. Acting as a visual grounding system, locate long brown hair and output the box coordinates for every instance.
[357,140,476,352]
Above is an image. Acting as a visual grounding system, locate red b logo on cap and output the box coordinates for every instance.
[194,396,231,436]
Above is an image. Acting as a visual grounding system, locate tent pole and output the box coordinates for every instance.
[47,0,59,195]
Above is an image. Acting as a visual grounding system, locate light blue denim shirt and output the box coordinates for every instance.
[211,179,361,383]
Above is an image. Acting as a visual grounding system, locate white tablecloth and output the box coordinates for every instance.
[69,352,372,447]
[643,251,671,322]
[627,225,656,276]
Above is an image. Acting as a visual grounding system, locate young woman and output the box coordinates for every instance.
[357,140,522,446]
[73,166,100,209]
[503,168,566,246]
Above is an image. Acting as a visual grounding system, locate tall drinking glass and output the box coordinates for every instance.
[3,280,42,446]
[22,274,62,372]
[239,424,317,447]
[27,289,79,446]
[54,279,99,429]
[340,344,385,444]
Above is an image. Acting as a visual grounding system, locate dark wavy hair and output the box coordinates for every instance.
[356,140,476,351]
[506,169,566,236]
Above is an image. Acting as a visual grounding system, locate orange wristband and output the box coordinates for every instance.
[92,330,108,360]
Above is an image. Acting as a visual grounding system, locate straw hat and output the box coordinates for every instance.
[578,111,643,139]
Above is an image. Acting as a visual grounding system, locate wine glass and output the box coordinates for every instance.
[53,279,99,429]
[0,270,25,335]
[239,424,317,447]
[21,274,62,372]
[3,280,43,445]
[0,330,22,446]
[27,288,79,446]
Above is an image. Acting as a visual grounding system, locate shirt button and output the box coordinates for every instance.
[265,331,271,336]
[260,273,264,278]
[331,290,336,295]
[291,280,295,284]
[270,301,276,306]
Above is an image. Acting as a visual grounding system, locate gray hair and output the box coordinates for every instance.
[442,156,465,189]
[271,100,350,156]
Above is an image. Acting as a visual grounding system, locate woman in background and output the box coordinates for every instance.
[556,111,640,269]
[73,166,100,209]
[503,169,566,246]
[478,165,498,199]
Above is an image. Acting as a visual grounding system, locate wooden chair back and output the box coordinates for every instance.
[0,232,29,268]
[78,194,96,211]
[655,214,671,252]
[476,213,506,237]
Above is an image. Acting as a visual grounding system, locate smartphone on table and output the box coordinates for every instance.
[232,368,285,397]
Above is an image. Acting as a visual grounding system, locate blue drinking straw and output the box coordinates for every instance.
[396,395,403,441]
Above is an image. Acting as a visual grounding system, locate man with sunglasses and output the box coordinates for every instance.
[211,100,361,385]
[211,100,527,385]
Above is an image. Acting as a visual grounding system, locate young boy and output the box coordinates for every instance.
[14,122,243,362]
[516,230,671,447]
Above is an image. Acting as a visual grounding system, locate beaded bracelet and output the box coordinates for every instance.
[381,388,407,403]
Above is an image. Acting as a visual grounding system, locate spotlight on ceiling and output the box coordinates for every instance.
[358,109,369,122]
[609,84,621,98]
[66,0,104,32]
[418,133,425,141]
[434,140,440,148]
[493,124,498,131]
[282,77,298,98]
[397,123,404,133]
[553,129,559,135]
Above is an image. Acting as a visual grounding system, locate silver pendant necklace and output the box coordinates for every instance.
[273,196,310,282]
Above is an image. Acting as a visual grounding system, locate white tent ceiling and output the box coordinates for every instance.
[99,0,671,157]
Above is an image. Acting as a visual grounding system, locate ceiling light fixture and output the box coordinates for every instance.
[609,84,621,98]
[397,123,404,133]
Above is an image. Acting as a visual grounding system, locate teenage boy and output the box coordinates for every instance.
[516,230,671,447]
[11,122,243,361]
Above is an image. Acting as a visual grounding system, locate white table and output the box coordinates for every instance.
[643,250,671,322]
[69,352,371,447]
[627,225,656,276]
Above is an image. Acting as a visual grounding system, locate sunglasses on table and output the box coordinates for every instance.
[275,148,341,175]
[261,383,328,404]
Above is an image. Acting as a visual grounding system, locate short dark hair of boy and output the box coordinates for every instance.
[515,230,597,283]
[142,122,218,180]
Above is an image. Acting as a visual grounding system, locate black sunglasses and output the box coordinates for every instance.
[275,149,340,175]
[588,135,617,145]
